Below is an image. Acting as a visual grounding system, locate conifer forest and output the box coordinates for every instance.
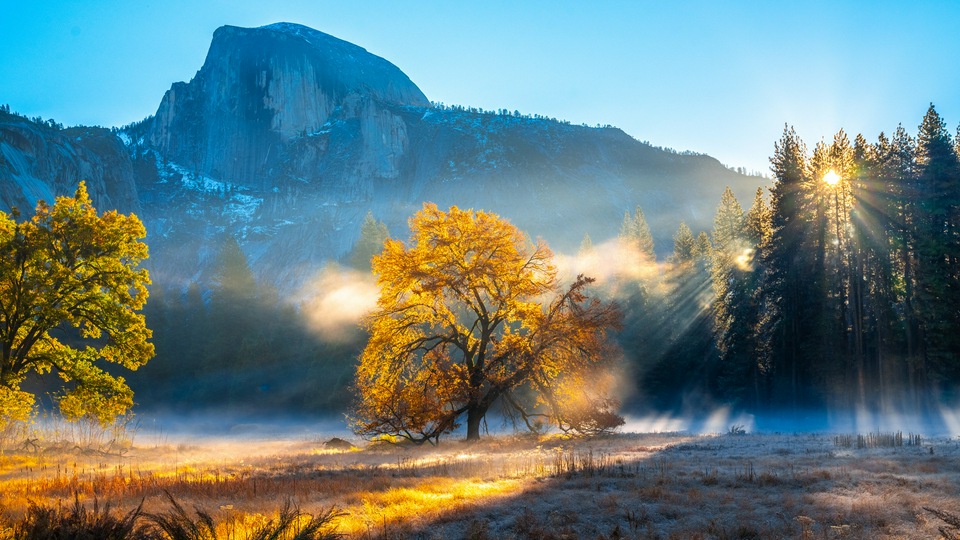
[127,105,960,431]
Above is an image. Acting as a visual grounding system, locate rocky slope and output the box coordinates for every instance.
[1,23,765,294]
[0,111,140,215]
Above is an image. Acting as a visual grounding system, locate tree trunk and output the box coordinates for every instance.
[465,405,485,442]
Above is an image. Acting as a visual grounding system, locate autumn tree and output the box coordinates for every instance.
[0,183,153,424]
[352,204,622,443]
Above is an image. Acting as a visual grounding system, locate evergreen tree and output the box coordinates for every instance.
[744,188,773,253]
[745,188,773,250]
[912,105,960,386]
[347,211,390,270]
[744,188,773,391]
[629,108,960,416]
[205,236,265,405]
[672,222,696,263]
[859,123,922,405]
[824,131,857,403]
[620,206,655,260]
[764,125,818,409]
[694,232,711,257]
[579,233,595,256]
[640,220,717,410]
[801,139,842,392]
[712,187,746,254]
[183,283,208,363]
[709,188,760,405]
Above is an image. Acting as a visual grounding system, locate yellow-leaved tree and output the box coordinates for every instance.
[352,203,623,443]
[0,182,153,425]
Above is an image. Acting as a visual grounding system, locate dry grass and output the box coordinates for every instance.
[0,425,959,539]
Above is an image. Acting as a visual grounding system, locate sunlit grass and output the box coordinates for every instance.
[336,477,524,536]
[0,425,958,537]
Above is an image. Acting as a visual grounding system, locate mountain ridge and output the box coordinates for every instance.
[0,23,765,294]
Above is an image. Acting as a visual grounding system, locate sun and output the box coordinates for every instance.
[823,169,841,186]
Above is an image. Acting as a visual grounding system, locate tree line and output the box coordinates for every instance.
[131,236,363,415]
[3,105,958,432]
[620,104,960,417]
[141,100,960,427]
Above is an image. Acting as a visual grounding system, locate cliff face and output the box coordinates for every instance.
[1,23,765,294]
[0,112,140,214]
[148,23,429,189]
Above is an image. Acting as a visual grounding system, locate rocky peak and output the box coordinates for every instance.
[147,23,429,188]
[213,23,429,110]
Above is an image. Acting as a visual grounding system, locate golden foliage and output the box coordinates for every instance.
[0,182,153,425]
[352,203,621,442]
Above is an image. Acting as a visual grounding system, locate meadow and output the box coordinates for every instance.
[0,418,958,539]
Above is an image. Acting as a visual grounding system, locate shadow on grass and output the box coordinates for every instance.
[3,432,959,539]
[370,432,960,539]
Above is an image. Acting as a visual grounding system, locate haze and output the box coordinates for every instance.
[3,1,960,175]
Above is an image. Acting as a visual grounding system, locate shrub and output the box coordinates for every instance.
[14,494,144,540]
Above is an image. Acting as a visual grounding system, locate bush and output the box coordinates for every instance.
[14,495,143,540]
[7,491,343,540]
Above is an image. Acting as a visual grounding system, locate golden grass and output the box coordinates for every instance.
[0,429,959,538]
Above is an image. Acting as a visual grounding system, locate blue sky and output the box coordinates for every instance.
[2,1,959,175]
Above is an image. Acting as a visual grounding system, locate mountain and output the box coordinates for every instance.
[148,23,430,189]
[0,111,140,215]
[2,22,764,294]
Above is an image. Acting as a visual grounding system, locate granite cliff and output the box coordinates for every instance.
[148,23,429,190]
[1,23,764,294]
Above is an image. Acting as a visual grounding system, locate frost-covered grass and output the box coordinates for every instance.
[0,428,958,538]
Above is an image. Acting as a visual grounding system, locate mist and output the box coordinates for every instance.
[294,263,379,343]
[554,237,661,288]
[126,198,960,442]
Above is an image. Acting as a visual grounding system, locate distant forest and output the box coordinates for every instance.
[131,104,960,421]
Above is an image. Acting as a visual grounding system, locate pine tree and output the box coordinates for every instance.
[619,211,632,238]
[850,132,909,410]
[912,105,960,385]
[347,211,390,270]
[620,206,655,260]
[641,221,717,410]
[710,188,760,405]
[764,125,818,409]
[579,233,595,256]
[745,188,772,250]
[744,188,773,390]
[672,222,695,263]
[710,187,780,408]
[826,131,857,403]
[879,124,920,398]
[694,232,712,261]
[713,187,746,254]
[205,235,264,404]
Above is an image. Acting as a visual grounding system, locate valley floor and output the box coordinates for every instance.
[0,428,958,539]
